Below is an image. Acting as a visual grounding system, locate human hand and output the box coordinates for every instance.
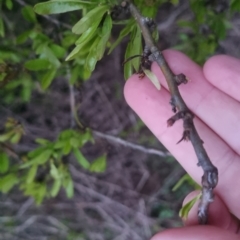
[124,50,240,239]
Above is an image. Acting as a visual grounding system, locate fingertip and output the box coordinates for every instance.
[150,226,240,240]
[203,54,240,102]
[181,191,239,233]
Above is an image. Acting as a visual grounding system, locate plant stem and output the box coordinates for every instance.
[125,0,218,224]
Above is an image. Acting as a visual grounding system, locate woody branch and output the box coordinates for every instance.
[123,0,218,224]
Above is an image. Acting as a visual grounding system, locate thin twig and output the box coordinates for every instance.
[93,130,170,157]
[124,0,218,224]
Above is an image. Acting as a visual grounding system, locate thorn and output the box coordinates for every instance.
[167,118,175,127]
[177,130,190,144]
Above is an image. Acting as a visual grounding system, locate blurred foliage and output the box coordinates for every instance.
[176,0,237,64]
[0,119,106,204]
[0,0,239,205]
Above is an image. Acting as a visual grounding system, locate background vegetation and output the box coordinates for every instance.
[0,0,240,239]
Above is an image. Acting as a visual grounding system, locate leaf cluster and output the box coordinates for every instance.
[0,119,106,204]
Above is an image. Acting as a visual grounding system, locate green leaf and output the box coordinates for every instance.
[10,132,22,144]
[66,34,97,61]
[34,0,93,15]
[50,162,59,179]
[89,155,106,173]
[49,44,66,58]
[26,164,38,183]
[172,174,201,191]
[5,0,13,10]
[51,179,61,197]
[231,0,240,11]
[73,148,90,169]
[0,173,19,193]
[21,149,52,168]
[40,46,61,68]
[124,42,133,80]
[65,44,83,61]
[69,65,79,84]
[143,69,161,90]
[35,184,46,205]
[96,15,112,60]
[179,193,201,219]
[75,21,99,45]
[131,26,142,71]
[72,5,109,34]
[21,5,37,23]
[108,19,134,54]
[63,141,72,155]
[0,130,14,142]
[0,18,5,38]
[64,177,74,198]
[54,140,65,149]
[70,137,80,148]
[211,17,226,39]
[35,138,51,145]
[171,0,179,5]
[41,68,57,90]
[0,152,9,174]
[24,59,51,71]
[16,30,33,44]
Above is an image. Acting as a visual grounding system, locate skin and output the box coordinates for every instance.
[124,49,240,239]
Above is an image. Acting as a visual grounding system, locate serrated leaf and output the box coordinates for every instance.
[72,5,109,34]
[179,193,201,219]
[26,164,38,183]
[73,148,90,169]
[143,69,161,90]
[41,68,57,90]
[27,147,46,158]
[21,5,37,23]
[89,155,106,173]
[25,59,51,71]
[34,0,93,15]
[0,151,9,174]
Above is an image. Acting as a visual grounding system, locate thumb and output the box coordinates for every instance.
[150,226,239,240]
